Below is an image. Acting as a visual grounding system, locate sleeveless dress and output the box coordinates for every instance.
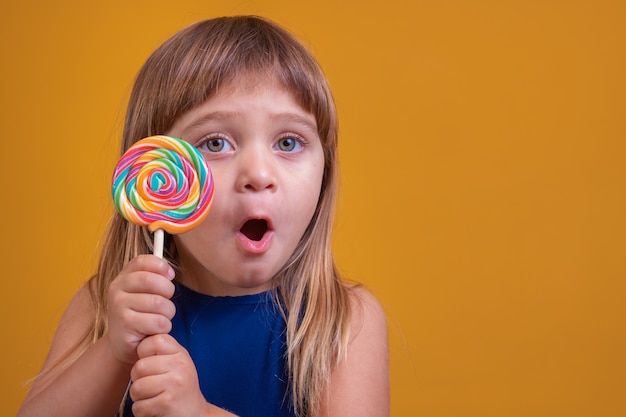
[123,281,296,417]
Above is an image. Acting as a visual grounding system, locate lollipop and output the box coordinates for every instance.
[112,135,214,258]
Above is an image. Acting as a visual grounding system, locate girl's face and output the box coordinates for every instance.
[167,79,324,296]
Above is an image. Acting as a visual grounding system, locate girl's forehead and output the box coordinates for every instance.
[217,71,287,96]
[169,75,318,135]
[209,74,312,114]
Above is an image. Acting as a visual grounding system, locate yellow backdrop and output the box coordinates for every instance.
[2,1,625,416]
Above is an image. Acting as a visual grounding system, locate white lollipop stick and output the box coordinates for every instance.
[153,229,164,259]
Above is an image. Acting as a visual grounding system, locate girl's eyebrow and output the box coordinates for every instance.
[182,111,318,135]
[271,113,318,134]
[181,111,241,135]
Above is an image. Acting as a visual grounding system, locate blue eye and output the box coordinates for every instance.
[200,137,232,153]
[277,137,302,152]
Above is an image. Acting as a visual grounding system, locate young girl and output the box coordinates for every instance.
[17,16,389,417]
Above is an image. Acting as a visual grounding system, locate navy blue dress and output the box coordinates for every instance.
[123,282,295,417]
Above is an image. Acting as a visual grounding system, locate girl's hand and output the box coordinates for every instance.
[130,334,210,417]
[104,255,176,365]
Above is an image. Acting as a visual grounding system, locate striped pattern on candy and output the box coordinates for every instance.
[112,135,214,234]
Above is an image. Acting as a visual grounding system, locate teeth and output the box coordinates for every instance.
[240,219,267,241]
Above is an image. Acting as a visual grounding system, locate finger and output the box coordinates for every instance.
[124,254,176,280]
[129,373,166,403]
[132,397,161,417]
[132,393,176,417]
[127,293,176,319]
[131,355,169,381]
[136,334,182,358]
[128,254,175,277]
[114,292,175,334]
[122,310,172,337]
[119,270,176,299]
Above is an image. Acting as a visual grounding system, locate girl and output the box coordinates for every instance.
[17,16,389,417]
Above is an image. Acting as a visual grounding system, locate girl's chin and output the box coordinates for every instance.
[180,272,276,297]
[209,281,274,297]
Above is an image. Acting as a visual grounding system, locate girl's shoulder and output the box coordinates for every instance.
[324,285,389,416]
[51,283,96,341]
[46,283,96,359]
[21,283,96,402]
[345,285,387,338]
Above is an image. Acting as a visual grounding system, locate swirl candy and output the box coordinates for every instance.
[112,135,214,255]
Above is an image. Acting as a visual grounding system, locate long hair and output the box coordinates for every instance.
[88,16,350,416]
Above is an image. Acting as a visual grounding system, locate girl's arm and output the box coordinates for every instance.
[322,287,390,417]
[17,255,176,417]
[16,284,132,417]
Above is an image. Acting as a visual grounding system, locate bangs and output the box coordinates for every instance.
[131,16,336,147]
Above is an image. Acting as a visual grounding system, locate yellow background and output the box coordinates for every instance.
[2,1,625,416]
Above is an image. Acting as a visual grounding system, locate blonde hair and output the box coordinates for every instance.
[86,16,349,416]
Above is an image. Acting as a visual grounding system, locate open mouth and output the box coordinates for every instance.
[240,219,268,241]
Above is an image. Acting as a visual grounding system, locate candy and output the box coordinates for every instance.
[112,135,214,237]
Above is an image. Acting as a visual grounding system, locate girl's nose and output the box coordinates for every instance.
[235,147,277,193]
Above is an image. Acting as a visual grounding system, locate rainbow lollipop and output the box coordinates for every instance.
[112,135,214,258]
